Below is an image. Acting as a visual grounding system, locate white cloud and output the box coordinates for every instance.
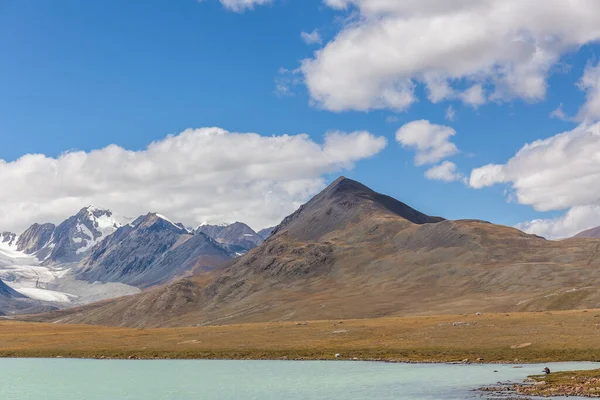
[469,122,600,210]
[396,120,459,166]
[0,128,387,233]
[470,121,600,238]
[445,106,456,121]
[576,60,600,122]
[516,205,600,239]
[386,115,399,123]
[460,84,486,108]
[425,161,464,182]
[301,29,322,45]
[216,0,271,12]
[302,0,600,112]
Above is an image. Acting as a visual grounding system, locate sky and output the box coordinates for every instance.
[2,0,600,238]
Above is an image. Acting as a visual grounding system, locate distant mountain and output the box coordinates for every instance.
[36,176,600,328]
[15,206,126,264]
[77,213,232,288]
[196,222,264,254]
[257,227,275,240]
[574,226,600,238]
[16,223,56,255]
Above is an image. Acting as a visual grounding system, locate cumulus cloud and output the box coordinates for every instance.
[469,121,600,238]
[0,128,387,233]
[396,120,459,166]
[425,161,465,183]
[301,0,600,112]
[301,29,322,45]
[469,122,600,210]
[515,206,600,239]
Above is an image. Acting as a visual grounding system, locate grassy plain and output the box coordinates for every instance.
[2,309,600,363]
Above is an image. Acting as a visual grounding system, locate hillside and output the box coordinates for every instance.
[24,177,600,328]
[574,226,600,238]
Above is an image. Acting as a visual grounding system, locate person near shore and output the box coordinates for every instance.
[543,367,551,374]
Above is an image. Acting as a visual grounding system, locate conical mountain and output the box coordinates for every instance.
[271,176,443,241]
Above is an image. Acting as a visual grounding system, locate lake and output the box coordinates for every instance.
[0,359,597,399]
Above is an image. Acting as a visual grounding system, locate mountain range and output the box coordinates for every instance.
[0,206,269,314]
[21,177,600,328]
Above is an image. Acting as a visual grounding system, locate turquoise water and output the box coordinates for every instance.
[0,359,597,399]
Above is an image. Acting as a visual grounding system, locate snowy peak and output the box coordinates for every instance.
[13,206,129,264]
[131,213,189,234]
[78,211,230,288]
[44,206,128,263]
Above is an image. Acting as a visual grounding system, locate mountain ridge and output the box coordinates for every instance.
[26,176,600,328]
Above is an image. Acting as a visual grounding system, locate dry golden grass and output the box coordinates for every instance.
[3,308,600,362]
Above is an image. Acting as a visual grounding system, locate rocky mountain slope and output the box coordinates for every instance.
[574,226,600,238]
[15,206,126,264]
[196,222,264,254]
[15,223,55,255]
[28,176,600,328]
[77,213,232,288]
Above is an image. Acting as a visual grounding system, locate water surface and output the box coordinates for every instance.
[0,359,596,399]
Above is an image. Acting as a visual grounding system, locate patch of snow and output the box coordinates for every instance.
[156,213,188,232]
[243,234,255,237]
[11,287,76,303]
[75,224,97,254]
[196,221,231,229]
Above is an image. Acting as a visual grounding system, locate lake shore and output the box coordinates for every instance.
[480,368,600,398]
[3,309,600,363]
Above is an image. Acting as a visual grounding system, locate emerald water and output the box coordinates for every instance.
[0,359,596,399]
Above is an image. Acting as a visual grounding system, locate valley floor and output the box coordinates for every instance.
[2,309,600,363]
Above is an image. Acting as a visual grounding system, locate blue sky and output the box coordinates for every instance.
[2,0,600,237]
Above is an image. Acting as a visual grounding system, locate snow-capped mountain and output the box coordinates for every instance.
[15,206,129,264]
[78,213,231,287]
[195,222,264,254]
[0,209,234,314]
